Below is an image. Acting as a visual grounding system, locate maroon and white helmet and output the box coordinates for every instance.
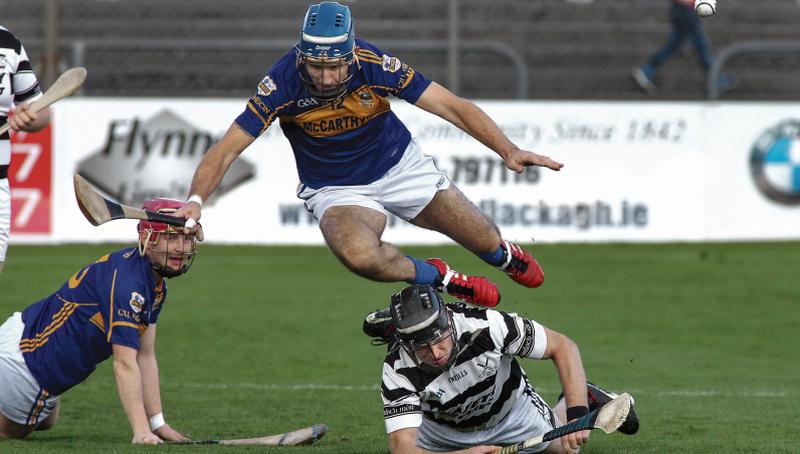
[137,198,198,278]
[138,198,186,235]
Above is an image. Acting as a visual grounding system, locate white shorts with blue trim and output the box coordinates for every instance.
[0,312,59,425]
[297,139,451,221]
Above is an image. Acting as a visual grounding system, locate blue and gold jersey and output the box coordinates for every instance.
[20,248,166,395]
[236,38,432,189]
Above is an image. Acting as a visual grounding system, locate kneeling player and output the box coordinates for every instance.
[0,199,199,444]
[366,285,639,453]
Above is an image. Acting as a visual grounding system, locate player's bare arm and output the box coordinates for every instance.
[388,428,499,454]
[177,122,255,223]
[414,82,563,173]
[112,344,162,445]
[137,325,189,442]
[8,104,50,132]
[541,327,591,452]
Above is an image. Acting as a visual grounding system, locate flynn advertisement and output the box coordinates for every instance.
[9,99,800,244]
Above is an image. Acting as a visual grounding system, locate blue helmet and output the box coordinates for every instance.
[296,2,356,100]
[298,2,354,60]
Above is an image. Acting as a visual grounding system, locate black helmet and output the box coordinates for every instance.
[390,285,457,371]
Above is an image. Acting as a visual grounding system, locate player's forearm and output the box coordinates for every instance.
[189,123,253,200]
[548,332,588,410]
[137,352,163,417]
[113,356,150,434]
[450,100,517,160]
[189,144,231,201]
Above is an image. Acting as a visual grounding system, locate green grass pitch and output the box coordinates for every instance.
[1,242,798,453]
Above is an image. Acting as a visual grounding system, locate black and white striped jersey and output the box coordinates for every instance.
[0,25,43,166]
[381,304,549,434]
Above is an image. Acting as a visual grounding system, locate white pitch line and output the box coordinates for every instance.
[183,382,380,392]
[181,383,789,397]
[644,389,787,398]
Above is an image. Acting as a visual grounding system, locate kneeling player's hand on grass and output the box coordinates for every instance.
[559,429,590,453]
[132,431,163,444]
[155,424,190,442]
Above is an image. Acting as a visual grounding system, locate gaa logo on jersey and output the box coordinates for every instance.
[381,54,402,73]
[297,97,320,108]
[750,120,800,205]
[129,292,145,313]
[257,76,277,96]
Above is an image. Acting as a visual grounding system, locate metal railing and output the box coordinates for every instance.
[65,38,529,99]
[708,40,800,100]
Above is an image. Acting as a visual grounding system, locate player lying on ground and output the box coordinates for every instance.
[0,199,199,444]
[176,2,563,308]
[364,285,639,453]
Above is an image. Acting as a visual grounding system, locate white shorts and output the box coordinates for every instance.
[0,178,9,262]
[416,389,556,453]
[297,139,451,221]
[0,313,59,426]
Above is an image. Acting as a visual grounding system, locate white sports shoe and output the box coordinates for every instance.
[631,67,656,94]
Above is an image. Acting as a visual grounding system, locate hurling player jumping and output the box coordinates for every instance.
[0,199,198,444]
[177,2,564,308]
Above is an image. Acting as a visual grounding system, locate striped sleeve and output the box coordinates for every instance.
[381,358,423,433]
[356,40,432,103]
[234,53,296,138]
[12,42,43,105]
[104,272,149,349]
[492,310,548,360]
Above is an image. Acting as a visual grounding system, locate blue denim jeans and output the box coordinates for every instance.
[643,3,713,77]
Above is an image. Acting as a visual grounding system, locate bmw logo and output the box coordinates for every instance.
[750,120,800,205]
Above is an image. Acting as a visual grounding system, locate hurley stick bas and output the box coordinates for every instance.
[494,393,633,454]
[73,173,203,241]
[168,423,328,446]
[0,67,87,135]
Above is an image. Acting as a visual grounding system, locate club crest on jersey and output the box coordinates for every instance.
[0,55,6,69]
[358,89,375,107]
[257,76,277,96]
[153,292,164,311]
[382,55,402,73]
[477,358,497,379]
[129,292,145,313]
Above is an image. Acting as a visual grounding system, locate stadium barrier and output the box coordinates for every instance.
[708,40,800,100]
[9,99,800,245]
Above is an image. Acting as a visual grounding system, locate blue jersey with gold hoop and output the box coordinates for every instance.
[235,38,432,189]
[20,248,166,395]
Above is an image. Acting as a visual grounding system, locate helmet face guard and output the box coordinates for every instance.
[295,2,356,101]
[391,285,459,372]
[138,198,198,278]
